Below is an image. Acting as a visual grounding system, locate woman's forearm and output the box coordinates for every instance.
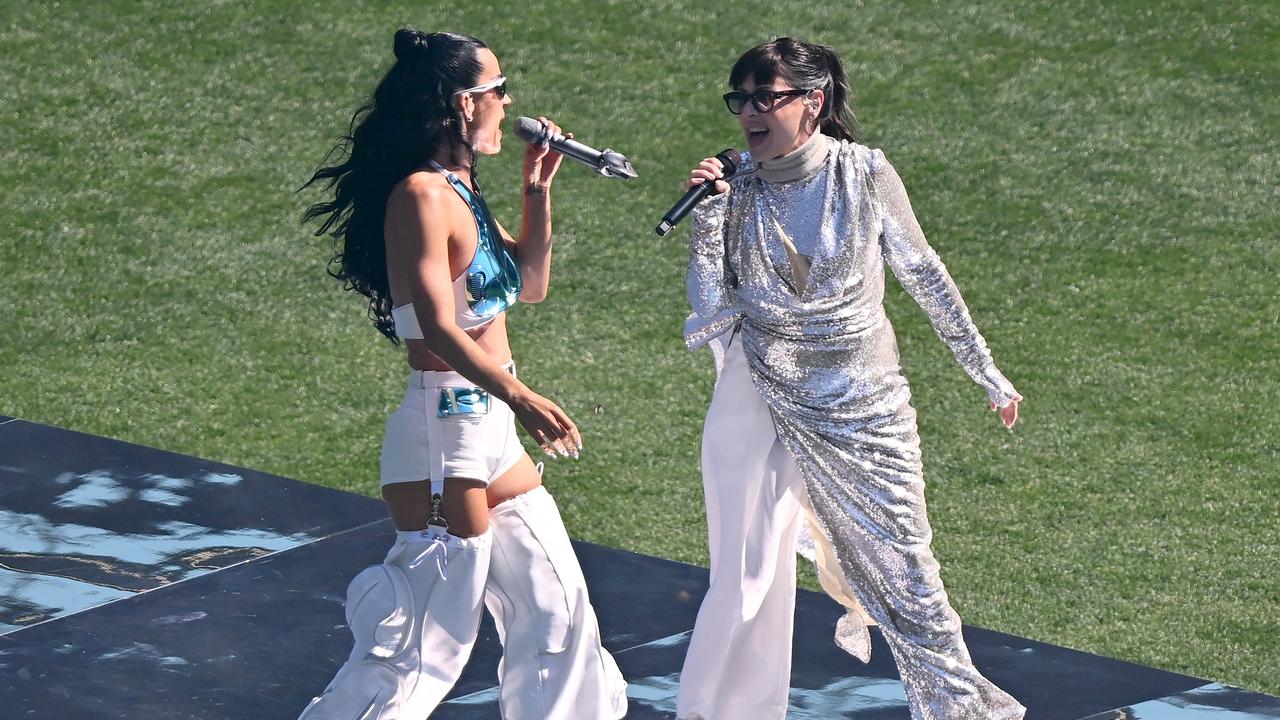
[684,192,744,349]
[414,308,530,407]
[872,150,1018,405]
[516,183,553,303]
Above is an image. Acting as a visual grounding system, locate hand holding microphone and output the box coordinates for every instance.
[684,155,733,194]
[521,115,567,191]
[655,149,741,236]
[514,116,637,180]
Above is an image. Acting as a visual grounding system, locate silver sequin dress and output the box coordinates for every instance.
[684,134,1025,720]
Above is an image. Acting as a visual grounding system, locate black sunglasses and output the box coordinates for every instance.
[723,88,810,115]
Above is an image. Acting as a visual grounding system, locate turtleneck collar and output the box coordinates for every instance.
[755,131,834,184]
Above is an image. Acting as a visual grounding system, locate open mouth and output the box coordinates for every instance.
[746,127,770,148]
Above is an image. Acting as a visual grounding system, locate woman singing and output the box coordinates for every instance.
[297,29,627,720]
[678,38,1025,720]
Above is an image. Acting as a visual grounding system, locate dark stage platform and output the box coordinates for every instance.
[1,416,1276,719]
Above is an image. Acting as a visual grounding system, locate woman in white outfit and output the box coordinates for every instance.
[297,29,626,720]
[677,38,1026,720]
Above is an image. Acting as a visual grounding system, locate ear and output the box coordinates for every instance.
[807,88,826,118]
[455,92,476,123]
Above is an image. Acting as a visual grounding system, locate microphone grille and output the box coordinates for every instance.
[716,149,742,178]
[514,116,546,144]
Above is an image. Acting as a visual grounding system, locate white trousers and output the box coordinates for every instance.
[485,486,629,720]
[298,528,492,720]
[299,487,627,720]
[676,335,810,720]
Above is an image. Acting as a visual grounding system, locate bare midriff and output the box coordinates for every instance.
[404,312,513,372]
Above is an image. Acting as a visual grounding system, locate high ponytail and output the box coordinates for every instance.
[814,44,857,142]
[728,37,859,142]
[392,28,433,61]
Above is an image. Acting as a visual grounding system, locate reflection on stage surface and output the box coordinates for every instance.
[1,418,1275,719]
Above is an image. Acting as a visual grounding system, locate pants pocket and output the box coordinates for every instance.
[345,563,413,659]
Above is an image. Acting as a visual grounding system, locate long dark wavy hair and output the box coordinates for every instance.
[301,29,488,342]
[729,37,858,142]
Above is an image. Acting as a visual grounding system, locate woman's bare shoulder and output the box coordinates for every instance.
[385,171,466,252]
[390,170,455,210]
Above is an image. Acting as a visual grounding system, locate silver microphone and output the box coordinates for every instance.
[514,116,637,180]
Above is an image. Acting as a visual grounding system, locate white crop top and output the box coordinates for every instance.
[390,271,504,340]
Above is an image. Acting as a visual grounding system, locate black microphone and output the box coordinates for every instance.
[514,116,637,180]
[654,149,741,236]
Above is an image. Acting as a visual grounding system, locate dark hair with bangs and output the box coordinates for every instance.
[301,29,487,342]
[729,37,858,142]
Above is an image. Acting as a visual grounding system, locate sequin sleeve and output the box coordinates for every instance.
[684,191,742,350]
[870,150,1019,407]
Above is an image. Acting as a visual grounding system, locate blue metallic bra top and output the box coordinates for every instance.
[395,160,521,335]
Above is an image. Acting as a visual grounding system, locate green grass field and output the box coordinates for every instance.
[2,0,1276,695]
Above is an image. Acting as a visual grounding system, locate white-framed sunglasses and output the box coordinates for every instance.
[454,75,508,99]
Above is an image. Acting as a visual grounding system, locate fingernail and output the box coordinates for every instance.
[571,452,580,460]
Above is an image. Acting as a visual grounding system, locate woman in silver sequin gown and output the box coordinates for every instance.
[676,38,1026,720]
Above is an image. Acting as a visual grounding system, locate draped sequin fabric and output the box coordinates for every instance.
[684,136,1024,720]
